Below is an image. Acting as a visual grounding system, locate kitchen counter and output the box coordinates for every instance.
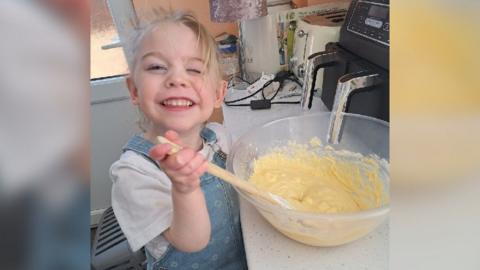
[222,96,389,270]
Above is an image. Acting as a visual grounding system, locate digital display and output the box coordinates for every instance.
[368,6,388,19]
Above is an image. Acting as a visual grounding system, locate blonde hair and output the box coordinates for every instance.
[125,9,222,82]
[124,9,224,132]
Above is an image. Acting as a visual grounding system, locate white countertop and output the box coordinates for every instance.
[222,96,389,270]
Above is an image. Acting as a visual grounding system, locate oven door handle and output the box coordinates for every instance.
[301,51,338,109]
[327,71,382,144]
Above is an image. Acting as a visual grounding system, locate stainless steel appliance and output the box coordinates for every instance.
[301,0,389,122]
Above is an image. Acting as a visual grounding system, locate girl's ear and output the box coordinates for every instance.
[126,76,140,105]
[214,80,227,108]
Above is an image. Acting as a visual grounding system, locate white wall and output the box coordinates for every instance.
[90,76,138,226]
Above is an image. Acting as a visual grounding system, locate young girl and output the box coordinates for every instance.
[110,10,247,270]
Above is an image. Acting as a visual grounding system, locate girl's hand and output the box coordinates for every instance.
[149,130,208,194]
[149,131,211,252]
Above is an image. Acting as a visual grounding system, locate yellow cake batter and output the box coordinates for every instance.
[248,139,389,213]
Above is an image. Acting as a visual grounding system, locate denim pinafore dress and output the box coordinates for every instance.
[122,127,248,270]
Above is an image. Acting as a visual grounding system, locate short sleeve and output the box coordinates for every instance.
[110,151,173,252]
[206,122,232,154]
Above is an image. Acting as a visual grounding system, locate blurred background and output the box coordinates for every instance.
[391,0,480,269]
[0,0,478,269]
[0,1,89,270]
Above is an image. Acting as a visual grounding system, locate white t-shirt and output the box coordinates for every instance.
[110,123,232,259]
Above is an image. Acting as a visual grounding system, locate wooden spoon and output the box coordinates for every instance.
[157,136,294,210]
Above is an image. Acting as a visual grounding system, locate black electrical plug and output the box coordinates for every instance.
[274,71,292,83]
[250,99,271,110]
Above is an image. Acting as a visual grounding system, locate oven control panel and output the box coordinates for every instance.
[346,0,389,46]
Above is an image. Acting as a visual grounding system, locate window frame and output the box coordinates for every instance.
[103,0,138,51]
[91,0,137,80]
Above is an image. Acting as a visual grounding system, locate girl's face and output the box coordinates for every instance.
[127,22,225,135]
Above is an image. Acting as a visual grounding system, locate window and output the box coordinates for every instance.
[90,0,128,79]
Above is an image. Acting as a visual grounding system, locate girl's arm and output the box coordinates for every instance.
[149,138,210,252]
[165,186,210,252]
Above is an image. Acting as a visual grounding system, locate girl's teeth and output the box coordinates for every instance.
[163,99,192,106]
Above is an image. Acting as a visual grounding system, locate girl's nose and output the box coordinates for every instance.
[165,71,188,88]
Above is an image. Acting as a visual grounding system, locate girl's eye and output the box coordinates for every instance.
[187,68,202,74]
[147,65,167,71]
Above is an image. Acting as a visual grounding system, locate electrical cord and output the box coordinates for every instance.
[271,101,301,104]
[224,79,273,105]
[262,75,301,101]
[223,103,251,107]
[224,71,303,109]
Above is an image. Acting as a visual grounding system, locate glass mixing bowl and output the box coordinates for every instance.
[226,112,389,246]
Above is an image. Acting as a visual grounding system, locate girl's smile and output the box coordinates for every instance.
[160,97,195,111]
